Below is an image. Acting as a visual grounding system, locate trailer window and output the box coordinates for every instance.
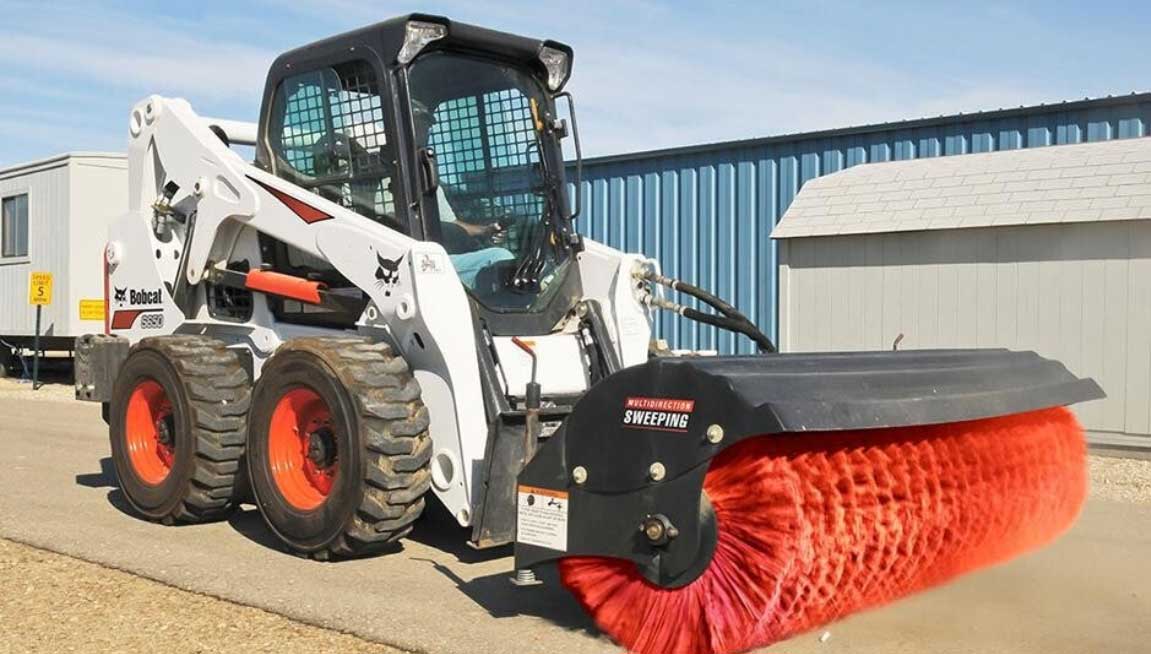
[270,60,401,231]
[1,194,28,258]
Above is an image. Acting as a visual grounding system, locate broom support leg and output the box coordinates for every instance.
[510,567,543,587]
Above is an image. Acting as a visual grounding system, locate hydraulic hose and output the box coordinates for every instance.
[641,270,776,353]
[647,273,754,327]
[648,294,777,354]
[683,307,777,354]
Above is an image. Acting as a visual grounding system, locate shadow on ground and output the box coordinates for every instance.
[73,456,601,638]
[407,501,508,564]
[75,457,116,488]
[411,555,599,636]
[407,502,599,636]
[226,507,294,552]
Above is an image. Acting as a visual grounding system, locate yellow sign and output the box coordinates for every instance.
[79,299,106,321]
[28,271,53,306]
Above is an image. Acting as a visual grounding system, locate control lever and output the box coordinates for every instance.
[510,337,541,464]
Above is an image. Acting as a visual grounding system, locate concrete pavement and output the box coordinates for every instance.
[1,394,1149,654]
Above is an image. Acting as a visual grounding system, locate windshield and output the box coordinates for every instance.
[408,53,570,313]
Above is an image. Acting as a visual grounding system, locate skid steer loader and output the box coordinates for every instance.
[75,14,1101,646]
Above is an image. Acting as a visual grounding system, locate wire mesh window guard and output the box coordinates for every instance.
[273,60,396,225]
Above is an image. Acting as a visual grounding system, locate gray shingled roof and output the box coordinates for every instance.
[772,136,1151,239]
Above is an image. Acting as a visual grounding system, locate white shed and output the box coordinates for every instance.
[774,136,1151,448]
[0,153,127,356]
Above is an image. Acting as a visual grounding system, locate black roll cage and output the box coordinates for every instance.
[253,14,582,335]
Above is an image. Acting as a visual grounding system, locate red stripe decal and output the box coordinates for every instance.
[247,176,332,224]
[110,310,144,330]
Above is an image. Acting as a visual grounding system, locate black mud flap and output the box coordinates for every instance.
[514,349,1104,586]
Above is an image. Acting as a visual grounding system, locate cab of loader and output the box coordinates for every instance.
[253,14,582,334]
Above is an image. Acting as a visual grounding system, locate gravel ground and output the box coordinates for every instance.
[1088,455,1151,504]
[0,538,408,654]
[0,378,74,402]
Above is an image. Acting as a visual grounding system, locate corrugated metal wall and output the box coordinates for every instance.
[569,94,1151,354]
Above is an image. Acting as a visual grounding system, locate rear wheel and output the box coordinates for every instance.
[246,337,431,559]
[108,335,250,523]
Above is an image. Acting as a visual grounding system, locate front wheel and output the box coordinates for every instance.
[246,337,431,559]
[108,335,250,523]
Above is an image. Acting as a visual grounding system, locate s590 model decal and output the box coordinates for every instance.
[622,396,696,432]
[139,312,165,329]
[110,308,163,330]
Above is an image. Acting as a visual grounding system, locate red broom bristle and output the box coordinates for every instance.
[559,407,1086,654]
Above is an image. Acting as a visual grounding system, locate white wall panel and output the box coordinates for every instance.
[0,154,126,343]
[0,161,71,339]
[779,221,1151,442]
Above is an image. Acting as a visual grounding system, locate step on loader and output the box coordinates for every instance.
[74,14,1102,654]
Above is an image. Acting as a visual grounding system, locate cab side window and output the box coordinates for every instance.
[270,60,401,231]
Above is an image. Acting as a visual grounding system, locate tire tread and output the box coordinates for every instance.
[264,336,431,558]
[133,335,250,523]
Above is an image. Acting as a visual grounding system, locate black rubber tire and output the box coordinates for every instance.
[108,335,250,524]
[0,346,10,378]
[246,337,431,559]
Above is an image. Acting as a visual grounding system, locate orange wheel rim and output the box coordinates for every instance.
[268,387,337,511]
[124,379,175,485]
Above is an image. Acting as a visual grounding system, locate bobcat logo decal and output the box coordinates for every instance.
[113,287,127,306]
[375,253,404,297]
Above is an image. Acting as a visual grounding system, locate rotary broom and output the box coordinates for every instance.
[515,349,1101,654]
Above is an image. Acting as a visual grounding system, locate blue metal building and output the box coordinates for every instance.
[568,92,1151,354]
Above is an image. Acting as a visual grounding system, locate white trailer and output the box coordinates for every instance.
[0,153,126,374]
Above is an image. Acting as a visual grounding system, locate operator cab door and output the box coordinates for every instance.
[257,52,413,327]
[403,52,581,335]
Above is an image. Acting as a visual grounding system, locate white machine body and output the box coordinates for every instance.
[104,96,657,527]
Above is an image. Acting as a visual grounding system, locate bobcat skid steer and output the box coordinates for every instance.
[74,13,1100,602]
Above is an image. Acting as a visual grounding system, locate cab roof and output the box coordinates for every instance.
[269,14,573,86]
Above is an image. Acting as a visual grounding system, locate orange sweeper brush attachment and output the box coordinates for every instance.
[514,350,1103,654]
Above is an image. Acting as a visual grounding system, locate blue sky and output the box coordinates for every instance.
[0,0,1148,167]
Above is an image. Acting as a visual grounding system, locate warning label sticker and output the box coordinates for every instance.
[516,485,569,552]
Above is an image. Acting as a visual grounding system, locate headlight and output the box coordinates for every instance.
[538,46,570,91]
[398,20,447,64]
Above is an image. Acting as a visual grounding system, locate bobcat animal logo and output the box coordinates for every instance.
[113,287,127,305]
[375,252,404,297]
